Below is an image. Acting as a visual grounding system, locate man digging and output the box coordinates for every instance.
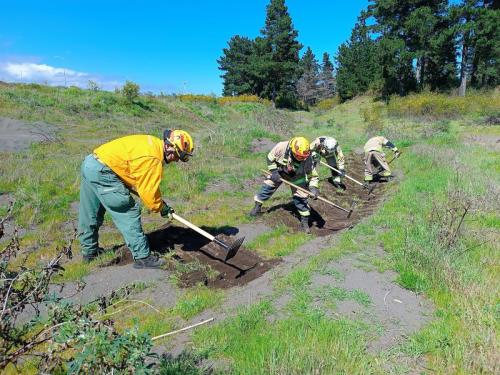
[310,136,346,190]
[363,135,400,183]
[249,137,320,234]
[78,129,194,269]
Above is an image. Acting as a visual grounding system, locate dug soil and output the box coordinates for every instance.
[107,227,280,289]
[105,153,391,289]
[260,153,391,235]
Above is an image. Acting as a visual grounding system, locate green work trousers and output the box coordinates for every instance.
[78,154,150,260]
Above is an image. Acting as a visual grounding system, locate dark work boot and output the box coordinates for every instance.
[82,247,105,263]
[300,216,311,234]
[249,202,263,217]
[133,254,166,269]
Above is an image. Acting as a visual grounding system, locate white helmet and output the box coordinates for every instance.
[323,137,338,154]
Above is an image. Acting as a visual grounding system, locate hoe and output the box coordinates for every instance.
[320,160,375,194]
[172,213,244,261]
[261,170,354,218]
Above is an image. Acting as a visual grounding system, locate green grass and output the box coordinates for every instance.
[246,224,310,258]
[193,301,377,374]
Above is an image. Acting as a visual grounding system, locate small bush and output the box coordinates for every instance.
[122,81,140,103]
[314,97,340,111]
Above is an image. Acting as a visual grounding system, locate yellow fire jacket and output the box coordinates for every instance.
[267,141,319,188]
[310,136,345,170]
[94,135,164,212]
[364,136,395,154]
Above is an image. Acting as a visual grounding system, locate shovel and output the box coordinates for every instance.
[319,161,375,194]
[172,213,244,261]
[374,150,402,175]
[261,170,354,218]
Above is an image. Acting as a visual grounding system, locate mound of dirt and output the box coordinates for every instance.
[259,154,391,235]
[104,225,279,289]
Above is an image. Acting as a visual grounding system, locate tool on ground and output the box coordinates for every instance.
[319,160,375,194]
[172,213,244,261]
[261,170,353,218]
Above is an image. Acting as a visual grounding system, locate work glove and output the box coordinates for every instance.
[160,201,175,219]
[393,149,401,158]
[268,169,282,185]
[338,169,346,177]
[309,187,320,200]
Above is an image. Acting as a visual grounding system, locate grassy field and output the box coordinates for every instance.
[0,83,498,374]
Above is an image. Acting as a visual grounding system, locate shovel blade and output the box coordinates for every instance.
[217,236,244,262]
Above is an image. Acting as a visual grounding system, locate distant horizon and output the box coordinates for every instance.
[0,1,369,95]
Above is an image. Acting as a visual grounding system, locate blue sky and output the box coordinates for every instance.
[0,1,369,95]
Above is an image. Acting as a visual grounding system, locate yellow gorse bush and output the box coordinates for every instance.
[178,94,217,104]
[388,91,500,119]
[313,97,340,110]
[217,95,271,105]
[177,94,271,106]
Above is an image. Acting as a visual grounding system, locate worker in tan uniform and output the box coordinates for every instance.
[363,136,400,182]
[310,136,346,190]
[249,137,320,234]
[78,129,194,268]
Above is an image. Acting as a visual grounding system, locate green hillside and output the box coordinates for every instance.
[1,83,499,374]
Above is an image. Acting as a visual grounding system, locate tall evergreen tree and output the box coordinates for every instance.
[453,1,499,95]
[336,11,381,101]
[318,52,336,99]
[218,36,256,96]
[296,47,320,106]
[471,1,500,88]
[259,0,302,105]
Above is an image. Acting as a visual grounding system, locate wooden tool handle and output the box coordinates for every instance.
[320,160,364,187]
[172,213,215,241]
[261,170,349,213]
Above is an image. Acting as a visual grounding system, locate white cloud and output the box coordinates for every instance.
[0,62,121,91]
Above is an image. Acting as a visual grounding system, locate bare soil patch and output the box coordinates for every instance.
[0,117,57,152]
[250,138,275,153]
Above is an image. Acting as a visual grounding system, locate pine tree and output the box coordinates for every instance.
[336,11,381,101]
[259,0,302,106]
[218,36,256,96]
[471,1,500,88]
[452,1,499,95]
[296,47,320,106]
[318,52,336,99]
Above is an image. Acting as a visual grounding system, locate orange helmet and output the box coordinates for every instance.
[289,137,311,161]
[164,129,194,162]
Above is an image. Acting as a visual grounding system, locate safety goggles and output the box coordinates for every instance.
[175,147,192,162]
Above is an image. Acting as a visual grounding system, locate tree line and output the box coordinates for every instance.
[218,0,499,107]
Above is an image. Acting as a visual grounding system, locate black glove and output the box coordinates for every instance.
[309,187,320,200]
[338,169,346,177]
[160,201,175,219]
[269,169,282,185]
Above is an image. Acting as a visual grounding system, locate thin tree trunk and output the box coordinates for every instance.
[459,41,468,96]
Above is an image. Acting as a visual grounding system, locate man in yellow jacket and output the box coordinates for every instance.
[78,129,194,269]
